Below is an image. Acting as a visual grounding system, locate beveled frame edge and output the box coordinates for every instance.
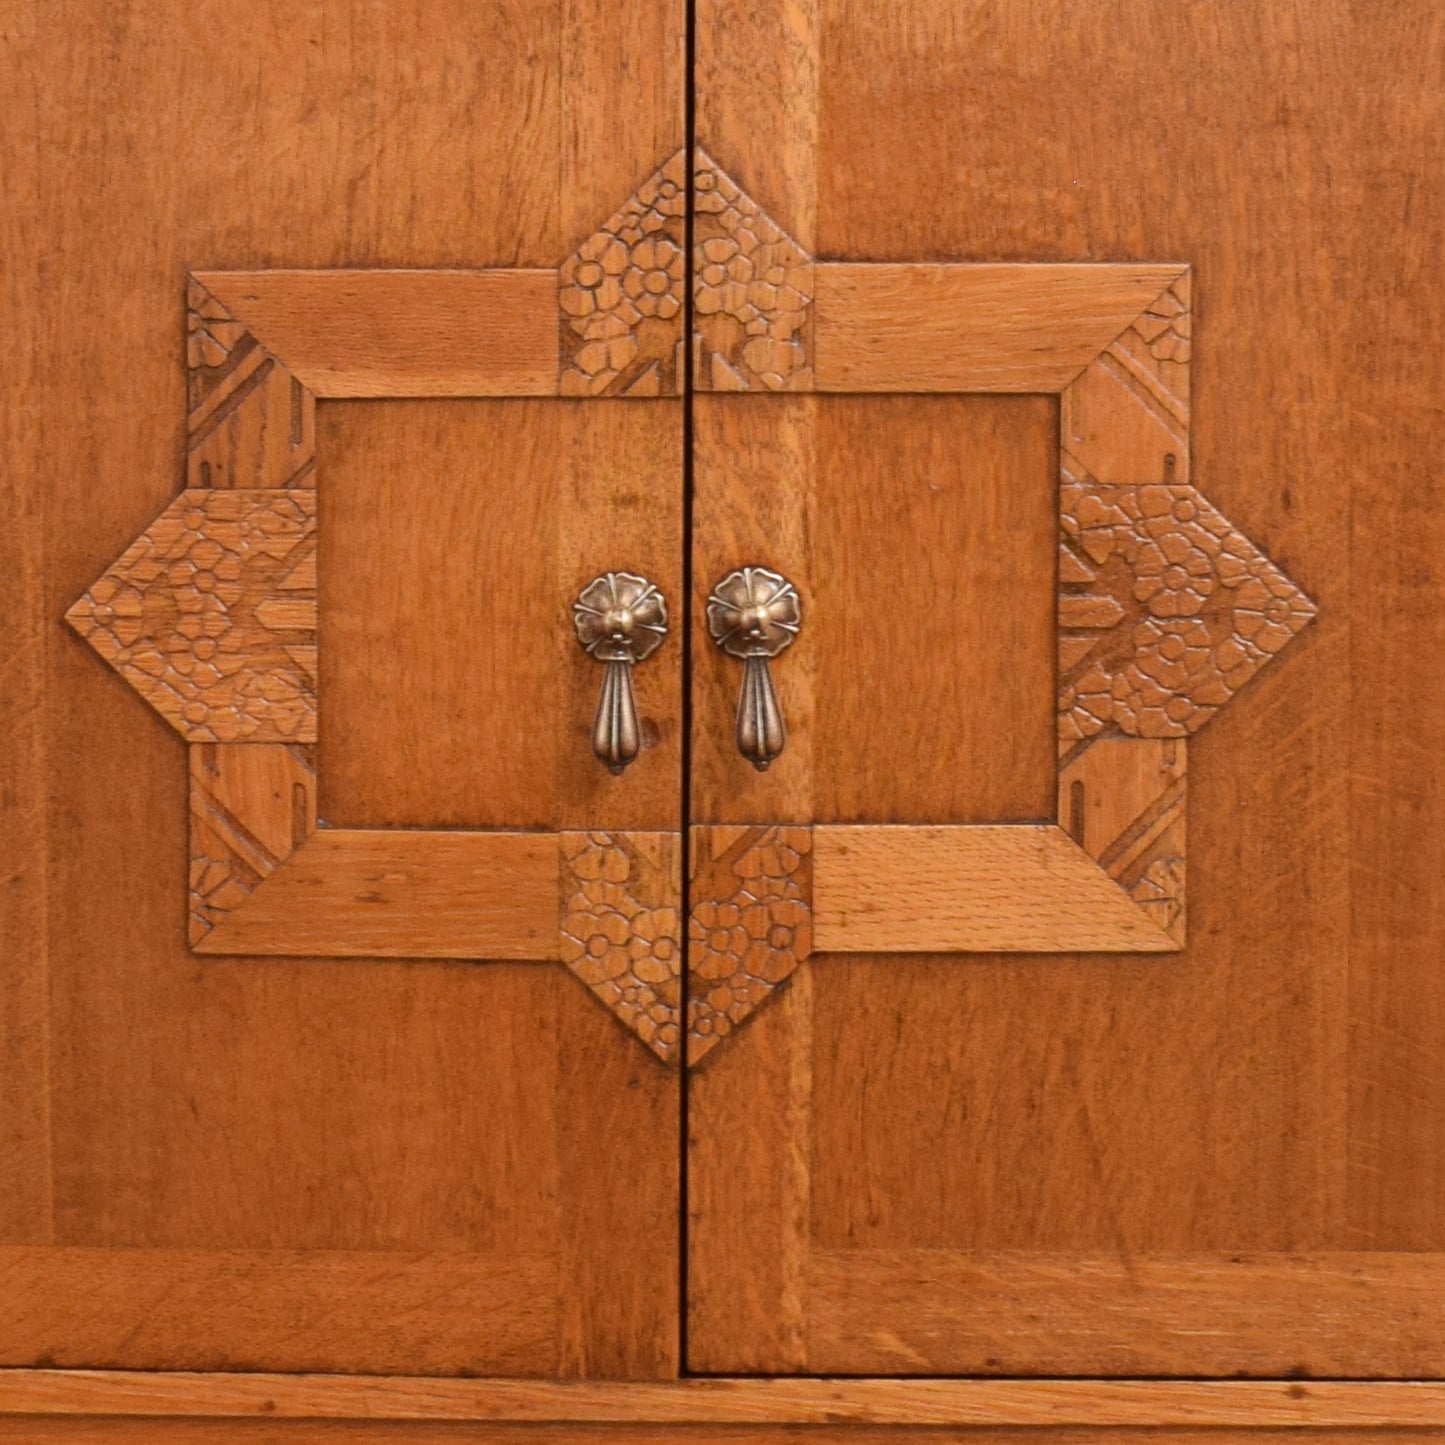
[2,1371,1444,1427]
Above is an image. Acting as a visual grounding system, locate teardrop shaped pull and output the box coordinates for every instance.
[705,566,801,772]
[572,572,668,775]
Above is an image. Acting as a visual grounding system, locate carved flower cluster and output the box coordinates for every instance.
[558,155,686,396]
[687,827,812,1062]
[67,491,317,743]
[693,154,813,390]
[559,833,681,1062]
[1059,482,1316,739]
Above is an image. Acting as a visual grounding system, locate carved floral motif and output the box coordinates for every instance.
[66,489,317,743]
[1059,482,1315,740]
[558,153,686,396]
[692,150,814,391]
[688,825,813,1064]
[559,832,682,1063]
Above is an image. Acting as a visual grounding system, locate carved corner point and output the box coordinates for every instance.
[687,824,813,1066]
[559,831,683,1064]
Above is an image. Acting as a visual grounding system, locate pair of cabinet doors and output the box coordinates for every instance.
[4,0,1444,1386]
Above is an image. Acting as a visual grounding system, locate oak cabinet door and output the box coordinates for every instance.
[1,0,685,1376]
[684,1,1445,1376]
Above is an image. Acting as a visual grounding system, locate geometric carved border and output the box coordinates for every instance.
[70,260,694,1063]
[66,154,1318,1069]
[683,161,1317,1059]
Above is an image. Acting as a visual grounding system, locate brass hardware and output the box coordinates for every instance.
[706,566,801,771]
[573,572,668,775]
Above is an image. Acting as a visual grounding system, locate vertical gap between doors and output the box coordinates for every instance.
[678,0,697,1378]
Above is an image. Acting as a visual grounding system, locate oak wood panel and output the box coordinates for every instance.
[687,0,1399,1376]
[318,401,561,830]
[690,397,1057,825]
[813,826,1175,953]
[7,1373,1445,1429]
[811,396,1056,823]
[813,264,1187,393]
[805,1250,1445,1376]
[320,399,682,833]
[197,271,558,398]
[687,976,814,1371]
[1344,107,1445,1244]
[0,1248,556,1374]
[10,0,682,1377]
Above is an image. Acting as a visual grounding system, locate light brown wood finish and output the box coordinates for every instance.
[3,1373,1445,1429]
[197,271,560,397]
[7,0,681,1377]
[804,1251,1445,1376]
[688,0,1436,1378]
[195,830,561,959]
[5,1427,1442,1445]
[812,263,1187,393]
[812,826,1176,953]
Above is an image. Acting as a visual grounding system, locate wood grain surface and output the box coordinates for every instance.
[1,1372,1445,1429]
[197,271,560,397]
[4,0,682,1377]
[687,0,1441,1377]
[3,1424,1442,1445]
[812,825,1176,953]
[812,263,1187,393]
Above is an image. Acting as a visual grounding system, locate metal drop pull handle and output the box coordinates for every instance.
[706,566,802,771]
[573,572,668,775]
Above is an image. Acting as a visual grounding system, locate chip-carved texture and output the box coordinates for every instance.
[558,832,683,1063]
[558,151,686,397]
[1059,736,1186,944]
[688,825,813,1065]
[65,489,318,743]
[189,742,317,944]
[1058,481,1317,741]
[1061,271,1191,485]
[186,277,316,489]
[692,149,814,392]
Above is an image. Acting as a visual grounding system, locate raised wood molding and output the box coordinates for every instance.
[812,262,1189,394]
[68,157,1317,1064]
[198,269,561,398]
[2,1371,1444,1428]
[1058,735,1187,943]
[1059,478,1316,739]
[813,824,1177,954]
[186,276,316,488]
[195,828,562,959]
